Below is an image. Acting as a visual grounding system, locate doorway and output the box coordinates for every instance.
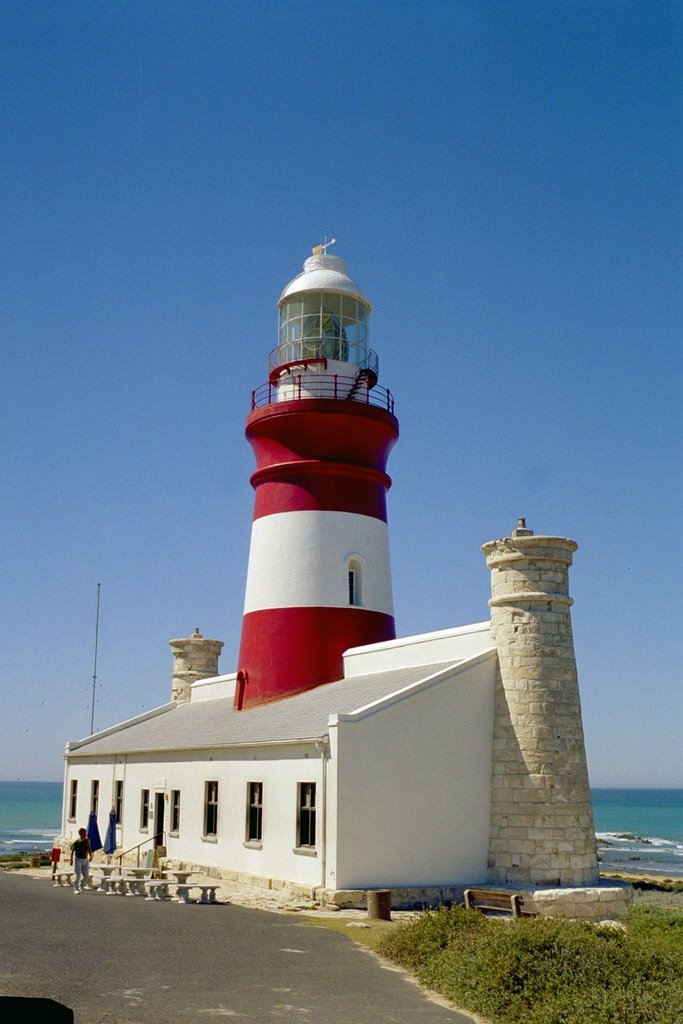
[154,792,165,847]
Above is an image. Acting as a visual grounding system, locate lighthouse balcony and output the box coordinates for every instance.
[251,371,394,413]
[268,341,379,379]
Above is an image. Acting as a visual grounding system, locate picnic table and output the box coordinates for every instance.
[162,869,195,885]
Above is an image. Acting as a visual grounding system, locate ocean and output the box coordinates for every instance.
[0,780,62,855]
[593,788,683,879]
[1,781,682,876]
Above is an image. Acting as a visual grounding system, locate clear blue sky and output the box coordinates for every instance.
[2,1,680,786]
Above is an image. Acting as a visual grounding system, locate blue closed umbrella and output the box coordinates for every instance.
[103,810,117,855]
[87,810,103,853]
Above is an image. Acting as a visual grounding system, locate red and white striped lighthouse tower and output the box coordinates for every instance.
[235,244,399,709]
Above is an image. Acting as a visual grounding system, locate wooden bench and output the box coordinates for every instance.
[173,883,221,905]
[464,888,536,918]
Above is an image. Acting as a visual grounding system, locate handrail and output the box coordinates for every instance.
[269,342,379,378]
[251,373,394,415]
[115,831,165,867]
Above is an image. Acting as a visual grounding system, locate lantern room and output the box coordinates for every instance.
[268,247,379,399]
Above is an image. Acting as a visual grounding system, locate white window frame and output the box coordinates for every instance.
[204,781,218,838]
[296,782,316,849]
[246,782,263,844]
[68,780,78,821]
[114,780,124,824]
[170,789,181,835]
[140,789,150,830]
[347,556,364,607]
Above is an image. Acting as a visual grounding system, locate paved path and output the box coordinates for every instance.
[0,871,474,1023]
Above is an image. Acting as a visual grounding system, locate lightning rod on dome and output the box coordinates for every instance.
[312,236,336,255]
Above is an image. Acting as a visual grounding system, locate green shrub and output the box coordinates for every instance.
[379,906,683,1024]
[380,905,488,972]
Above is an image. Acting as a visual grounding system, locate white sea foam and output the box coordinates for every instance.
[596,829,683,877]
[0,827,59,855]
[597,832,683,852]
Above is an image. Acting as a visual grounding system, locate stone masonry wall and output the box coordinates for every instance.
[169,629,224,702]
[482,526,599,887]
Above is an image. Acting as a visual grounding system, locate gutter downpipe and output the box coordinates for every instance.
[315,736,328,890]
[120,755,128,854]
[61,747,70,837]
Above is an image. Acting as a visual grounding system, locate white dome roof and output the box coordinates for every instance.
[279,250,371,310]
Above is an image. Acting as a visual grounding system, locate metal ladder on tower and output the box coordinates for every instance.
[345,368,372,401]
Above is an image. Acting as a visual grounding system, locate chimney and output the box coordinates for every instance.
[169,629,224,702]
[481,524,598,887]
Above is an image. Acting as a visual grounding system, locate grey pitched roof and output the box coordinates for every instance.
[67,662,459,757]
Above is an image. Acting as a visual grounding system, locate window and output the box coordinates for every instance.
[297,783,316,848]
[276,292,368,369]
[140,789,150,829]
[246,782,263,843]
[114,780,123,824]
[90,779,99,816]
[171,789,181,834]
[68,780,78,820]
[204,781,218,837]
[347,557,363,606]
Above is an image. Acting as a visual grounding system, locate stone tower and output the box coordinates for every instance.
[482,520,598,887]
[169,629,224,702]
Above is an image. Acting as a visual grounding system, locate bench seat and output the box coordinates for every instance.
[89,872,132,894]
[464,888,536,918]
[173,883,221,905]
[53,871,74,887]
[143,879,170,900]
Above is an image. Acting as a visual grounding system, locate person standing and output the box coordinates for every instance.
[70,828,92,894]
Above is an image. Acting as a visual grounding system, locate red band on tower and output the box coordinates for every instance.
[235,248,399,709]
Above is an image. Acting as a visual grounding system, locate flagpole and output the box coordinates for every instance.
[90,582,101,735]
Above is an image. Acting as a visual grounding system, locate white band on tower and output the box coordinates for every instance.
[243,511,394,614]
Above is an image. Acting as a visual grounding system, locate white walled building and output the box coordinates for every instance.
[64,623,496,894]
[61,247,610,912]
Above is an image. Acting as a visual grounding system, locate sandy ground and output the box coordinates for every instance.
[600,872,683,911]
[4,863,419,920]
[6,863,683,914]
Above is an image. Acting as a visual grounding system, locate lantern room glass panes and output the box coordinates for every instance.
[277,292,368,369]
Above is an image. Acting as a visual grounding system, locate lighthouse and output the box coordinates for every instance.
[235,244,399,709]
[63,245,622,919]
